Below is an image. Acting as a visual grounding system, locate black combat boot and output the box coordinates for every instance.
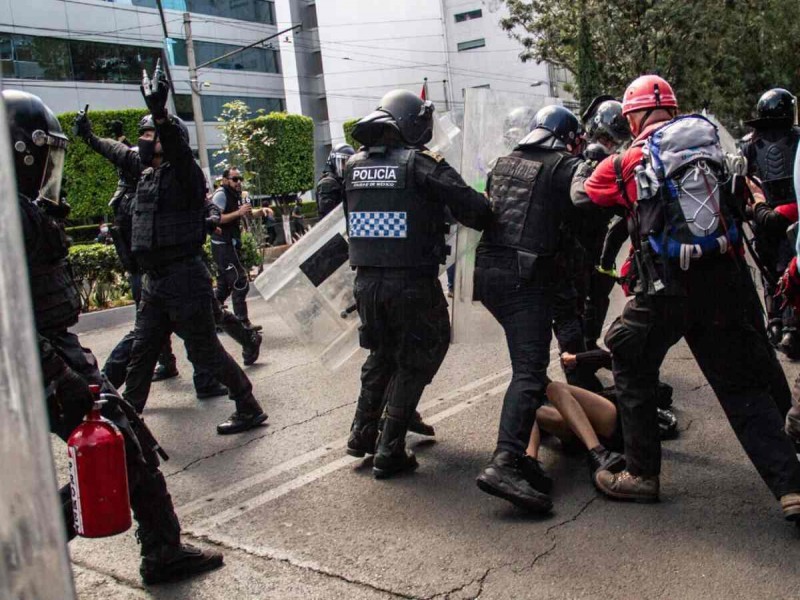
[657,408,678,439]
[346,408,380,457]
[217,394,267,435]
[133,469,223,584]
[587,445,626,485]
[476,450,553,513]
[781,329,800,360]
[408,410,435,437]
[196,382,228,400]
[239,317,263,332]
[242,330,263,366]
[373,415,417,479]
[152,363,179,382]
[521,455,553,494]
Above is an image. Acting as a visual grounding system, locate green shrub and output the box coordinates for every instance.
[57,108,149,221]
[271,200,317,219]
[65,223,102,244]
[67,243,125,310]
[248,113,314,196]
[343,118,359,148]
[203,231,262,277]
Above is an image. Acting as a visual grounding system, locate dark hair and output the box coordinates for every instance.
[222,166,239,179]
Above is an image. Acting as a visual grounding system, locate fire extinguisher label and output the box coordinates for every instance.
[67,445,84,535]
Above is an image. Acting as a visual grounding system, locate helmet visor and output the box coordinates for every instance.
[38,145,66,205]
[332,153,350,178]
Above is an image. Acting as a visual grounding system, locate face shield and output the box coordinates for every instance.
[31,129,67,205]
[331,152,350,178]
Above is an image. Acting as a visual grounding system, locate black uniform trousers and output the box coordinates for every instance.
[354,268,450,424]
[48,330,180,545]
[103,272,220,393]
[474,256,555,456]
[212,240,250,321]
[123,257,253,412]
[606,258,800,498]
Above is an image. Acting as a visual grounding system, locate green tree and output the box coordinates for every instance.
[214,100,273,185]
[499,0,800,128]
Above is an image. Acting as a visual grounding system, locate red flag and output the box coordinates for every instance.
[420,79,428,101]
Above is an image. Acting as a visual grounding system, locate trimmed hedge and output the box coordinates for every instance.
[342,118,359,148]
[248,112,314,196]
[69,232,262,310]
[271,200,317,219]
[57,109,149,221]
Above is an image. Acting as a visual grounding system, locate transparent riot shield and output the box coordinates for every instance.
[253,112,462,371]
[0,95,77,597]
[451,88,558,344]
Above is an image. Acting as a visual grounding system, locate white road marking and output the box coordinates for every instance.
[177,366,512,518]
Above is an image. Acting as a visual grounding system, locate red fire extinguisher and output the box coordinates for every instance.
[67,384,132,538]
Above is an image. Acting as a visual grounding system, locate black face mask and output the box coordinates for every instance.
[138,137,158,166]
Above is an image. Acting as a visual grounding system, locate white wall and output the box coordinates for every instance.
[314,0,448,146]
[443,0,553,104]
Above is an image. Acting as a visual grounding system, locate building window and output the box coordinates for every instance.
[304,3,319,29]
[174,94,284,121]
[454,9,482,23]
[0,32,159,83]
[457,38,485,52]
[127,0,276,24]
[171,39,280,74]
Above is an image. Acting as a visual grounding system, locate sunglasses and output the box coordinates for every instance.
[230,176,243,182]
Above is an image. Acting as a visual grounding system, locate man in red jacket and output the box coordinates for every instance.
[571,75,800,522]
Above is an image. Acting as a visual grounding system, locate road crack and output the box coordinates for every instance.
[166,400,355,478]
[189,532,414,598]
[72,559,146,593]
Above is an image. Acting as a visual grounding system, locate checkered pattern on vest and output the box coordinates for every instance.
[348,211,408,238]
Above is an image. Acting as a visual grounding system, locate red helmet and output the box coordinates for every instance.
[621,75,678,116]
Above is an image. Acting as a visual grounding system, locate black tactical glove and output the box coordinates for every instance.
[73,106,92,139]
[140,60,170,121]
[585,142,610,162]
[47,367,95,438]
[38,197,72,220]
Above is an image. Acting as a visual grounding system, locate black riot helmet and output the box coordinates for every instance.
[584,99,631,148]
[352,89,435,147]
[326,143,355,178]
[503,106,538,149]
[746,88,798,128]
[3,89,68,202]
[518,105,583,152]
[138,113,190,144]
[107,119,125,138]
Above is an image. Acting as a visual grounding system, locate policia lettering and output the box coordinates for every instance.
[344,89,492,479]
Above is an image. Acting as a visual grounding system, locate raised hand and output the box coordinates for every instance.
[140,59,170,121]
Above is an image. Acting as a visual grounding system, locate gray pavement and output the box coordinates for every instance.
[54,285,800,599]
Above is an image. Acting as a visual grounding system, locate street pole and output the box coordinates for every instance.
[182,12,210,173]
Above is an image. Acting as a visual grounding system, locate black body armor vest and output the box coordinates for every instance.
[19,196,82,333]
[345,147,447,268]
[749,127,800,206]
[131,164,207,267]
[481,148,568,257]
[211,187,241,244]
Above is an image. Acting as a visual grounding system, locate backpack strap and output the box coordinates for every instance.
[613,154,634,211]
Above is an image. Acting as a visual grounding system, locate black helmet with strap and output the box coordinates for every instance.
[139,113,190,144]
[353,89,435,147]
[518,105,583,151]
[326,143,355,178]
[3,89,68,202]
[746,88,798,128]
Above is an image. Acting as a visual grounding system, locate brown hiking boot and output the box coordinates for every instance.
[781,493,800,521]
[595,469,659,503]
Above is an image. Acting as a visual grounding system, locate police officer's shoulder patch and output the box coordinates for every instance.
[420,149,445,163]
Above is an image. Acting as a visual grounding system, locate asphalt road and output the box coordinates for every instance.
[53,281,800,600]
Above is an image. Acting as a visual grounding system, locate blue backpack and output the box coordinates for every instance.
[633,114,739,270]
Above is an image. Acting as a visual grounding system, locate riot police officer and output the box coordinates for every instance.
[344,89,492,479]
[4,88,223,584]
[740,88,800,356]
[316,143,354,218]
[473,105,623,513]
[116,66,267,434]
[73,111,261,397]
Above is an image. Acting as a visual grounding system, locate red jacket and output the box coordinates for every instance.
[582,122,667,209]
